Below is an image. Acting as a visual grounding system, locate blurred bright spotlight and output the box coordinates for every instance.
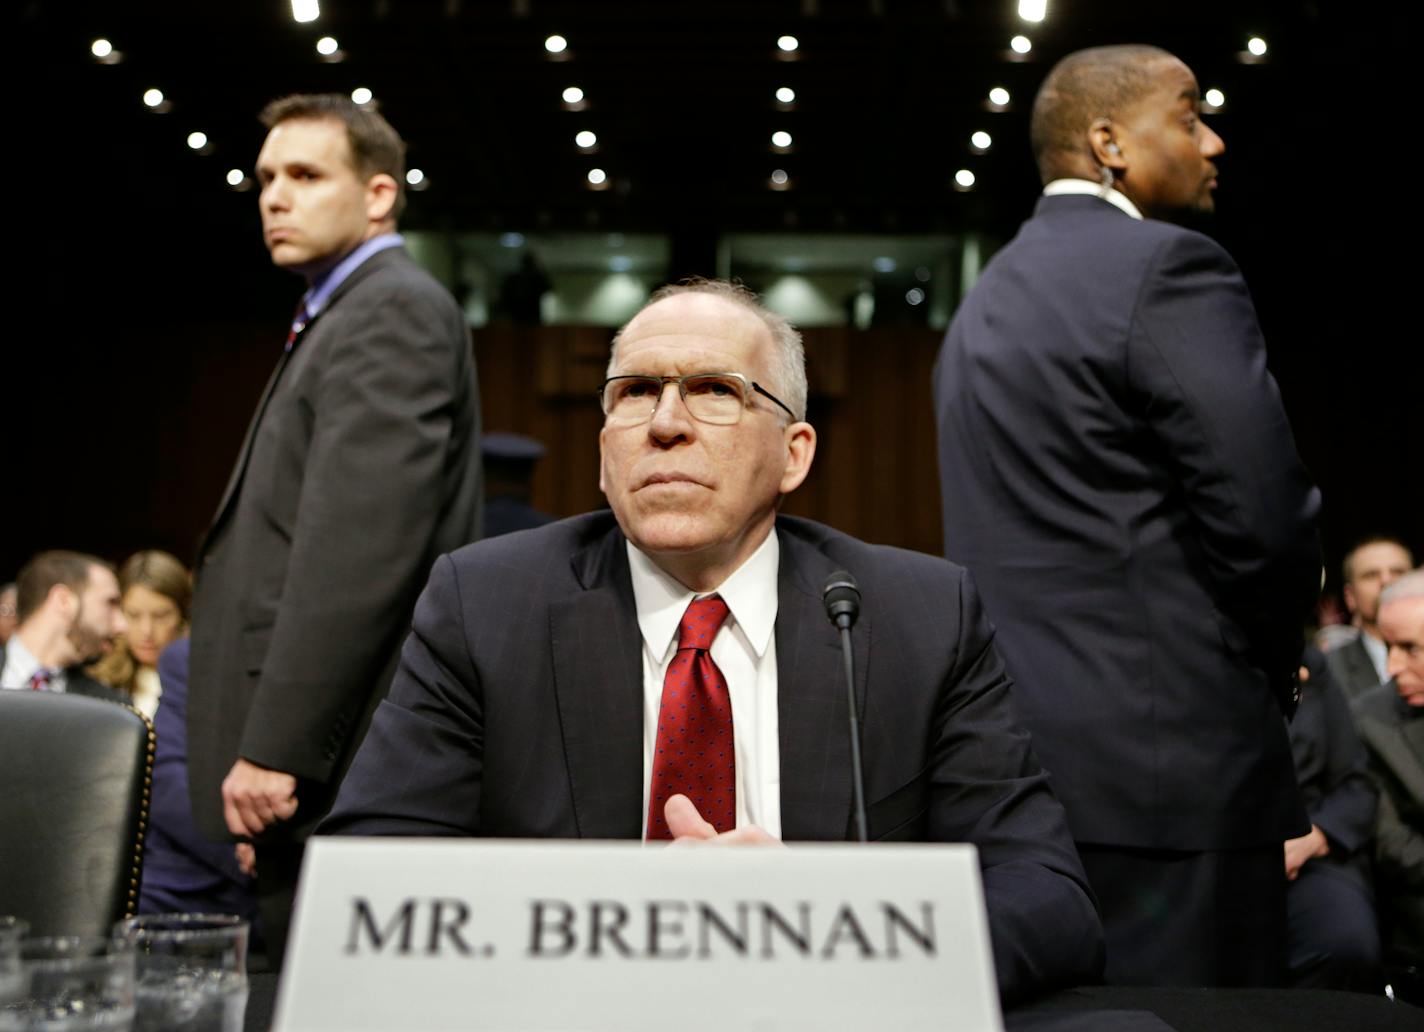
[499,232,525,248]
[1018,0,1047,22]
[955,169,976,189]
[771,130,793,148]
[777,35,799,52]
[609,256,633,272]
[562,86,584,104]
[905,287,925,306]
[1247,36,1267,56]
[406,169,425,186]
[226,169,245,187]
[988,86,1010,107]
[545,34,568,54]
[770,169,789,185]
[316,36,339,56]
[971,131,992,151]
[873,257,896,273]
[291,0,319,24]
[575,130,598,149]
[351,87,373,105]
[587,168,607,185]
[91,39,113,58]
[187,131,208,150]
[776,87,796,103]
[1010,36,1032,54]
[143,88,165,108]
[1204,88,1225,109]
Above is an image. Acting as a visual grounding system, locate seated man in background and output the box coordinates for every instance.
[323,279,1104,1004]
[1327,537,1414,701]
[1351,570,1424,1001]
[0,551,128,704]
[1285,648,1381,992]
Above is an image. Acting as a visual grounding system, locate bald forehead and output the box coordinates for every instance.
[615,294,775,369]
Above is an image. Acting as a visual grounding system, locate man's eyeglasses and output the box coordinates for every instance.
[598,373,796,426]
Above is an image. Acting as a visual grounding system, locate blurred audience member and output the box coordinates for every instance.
[482,432,554,538]
[0,551,127,704]
[86,550,191,718]
[0,583,16,644]
[1285,649,1381,992]
[1352,570,1424,1002]
[138,637,261,940]
[1328,537,1414,701]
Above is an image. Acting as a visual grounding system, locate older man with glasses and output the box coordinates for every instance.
[323,278,1103,1005]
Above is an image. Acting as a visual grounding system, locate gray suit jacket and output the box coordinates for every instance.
[323,512,1105,1004]
[1326,634,1383,703]
[188,246,482,842]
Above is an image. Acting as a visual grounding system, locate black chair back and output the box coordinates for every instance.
[0,692,154,937]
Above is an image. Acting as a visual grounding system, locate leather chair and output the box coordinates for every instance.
[0,692,154,937]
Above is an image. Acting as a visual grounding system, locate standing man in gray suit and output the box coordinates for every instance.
[188,94,482,964]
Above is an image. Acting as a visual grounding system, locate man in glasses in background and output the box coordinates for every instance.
[324,278,1103,1005]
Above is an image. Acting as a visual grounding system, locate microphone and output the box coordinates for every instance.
[822,571,868,843]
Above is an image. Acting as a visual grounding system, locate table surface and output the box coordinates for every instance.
[245,974,1424,1032]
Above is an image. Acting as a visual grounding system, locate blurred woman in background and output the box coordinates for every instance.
[87,549,190,716]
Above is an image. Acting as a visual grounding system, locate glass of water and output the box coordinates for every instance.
[112,916,247,1032]
[0,919,30,1006]
[0,936,136,1032]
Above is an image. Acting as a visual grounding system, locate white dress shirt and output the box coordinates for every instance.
[1361,630,1389,685]
[0,634,67,692]
[1043,178,1145,220]
[630,530,782,839]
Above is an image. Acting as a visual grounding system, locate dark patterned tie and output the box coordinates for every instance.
[28,668,53,691]
[284,297,309,353]
[646,597,735,840]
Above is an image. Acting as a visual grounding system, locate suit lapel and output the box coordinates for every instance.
[549,528,645,839]
[775,526,871,841]
[1359,708,1424,804]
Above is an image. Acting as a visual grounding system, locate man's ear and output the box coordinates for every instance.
[779,421,817,496]
[47,583,77,618]
[1342,582,1358,616]
[365,173,399,223]
[1088,119,1126,172]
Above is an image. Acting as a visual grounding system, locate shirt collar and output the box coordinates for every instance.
[1043,178,1144,220]
[303,233,405,319]
[2,633,42,686]
[627,529,780,663]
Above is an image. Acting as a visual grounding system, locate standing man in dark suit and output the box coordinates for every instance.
[188,94,482,965]
[933,45,1321,985]
[324,279,1104,1005]
[1327,536,1414,701]
[0,551,129,704]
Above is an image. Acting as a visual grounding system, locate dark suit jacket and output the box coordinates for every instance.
[189,245,483,842]
[1326,634,1383,703]
[0,642,130,706]
[323,512,1105,1004]
[1353,683,1424,961]
[934,194,1321,851]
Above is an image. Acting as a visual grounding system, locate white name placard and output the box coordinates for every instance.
[273,839,1002,1032]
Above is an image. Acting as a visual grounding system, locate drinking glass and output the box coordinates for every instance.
[112,916,247,1032]
[0,936,135,1032]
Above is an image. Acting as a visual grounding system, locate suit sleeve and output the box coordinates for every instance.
[320,554,486,836]
[1375,787,1424,890]
[1306,668,1377,854]
[929,572,1104,1004]
[239,281,470,783]
[1128,232,1321,689]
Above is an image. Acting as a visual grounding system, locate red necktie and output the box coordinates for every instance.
[646,597,735,840]
[28,668,53,691]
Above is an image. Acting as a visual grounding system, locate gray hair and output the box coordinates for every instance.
[1381,569,1424,608]
[607,278,808,421]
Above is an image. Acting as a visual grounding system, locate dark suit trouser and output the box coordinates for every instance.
[1285,861,1382,993]
[254,841,305,971]
[1079,844,1286,987]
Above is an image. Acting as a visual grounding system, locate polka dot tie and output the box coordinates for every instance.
[646,596,735,840]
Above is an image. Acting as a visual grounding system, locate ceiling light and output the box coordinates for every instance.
[587,168,607,185]
[187,131,208,151]
[776,87,796,104]
[575,130,598,149]
[406,169,425,186]
[351,87,373,105]
[988,87,1010,107]
[226,169,245,187]
[291,0,319,24]
[545,35,568,54]
[562,86,584,104]
[970,131,992,152]
[1018,0,1047,22]
[771,131,792,148]
[316,36,339,56]
[1247,36,1267,57]
[1204,89,1225,110]
[905,287,925,306]
[1010,36,1032,55]
[777,35,799,52]
[143,88,164,108]
[770,169,789,185]
[955,169,976,189]
[91,39,113,58]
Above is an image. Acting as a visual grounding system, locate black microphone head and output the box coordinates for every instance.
[822,570,861,628]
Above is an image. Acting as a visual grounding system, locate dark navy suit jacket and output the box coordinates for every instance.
[934,194,1321,851]
[323,512,1104,1003]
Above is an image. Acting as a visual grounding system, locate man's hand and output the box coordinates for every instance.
[663,794,783,847]
[235,842,257,878]
[1284,824,1330,880]
[222,758,299,838]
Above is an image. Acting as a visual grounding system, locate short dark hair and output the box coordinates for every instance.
[260,93,408,218]
[1029,44,1173,184]
[15,551,112,624]
[1342,535,1414,583]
